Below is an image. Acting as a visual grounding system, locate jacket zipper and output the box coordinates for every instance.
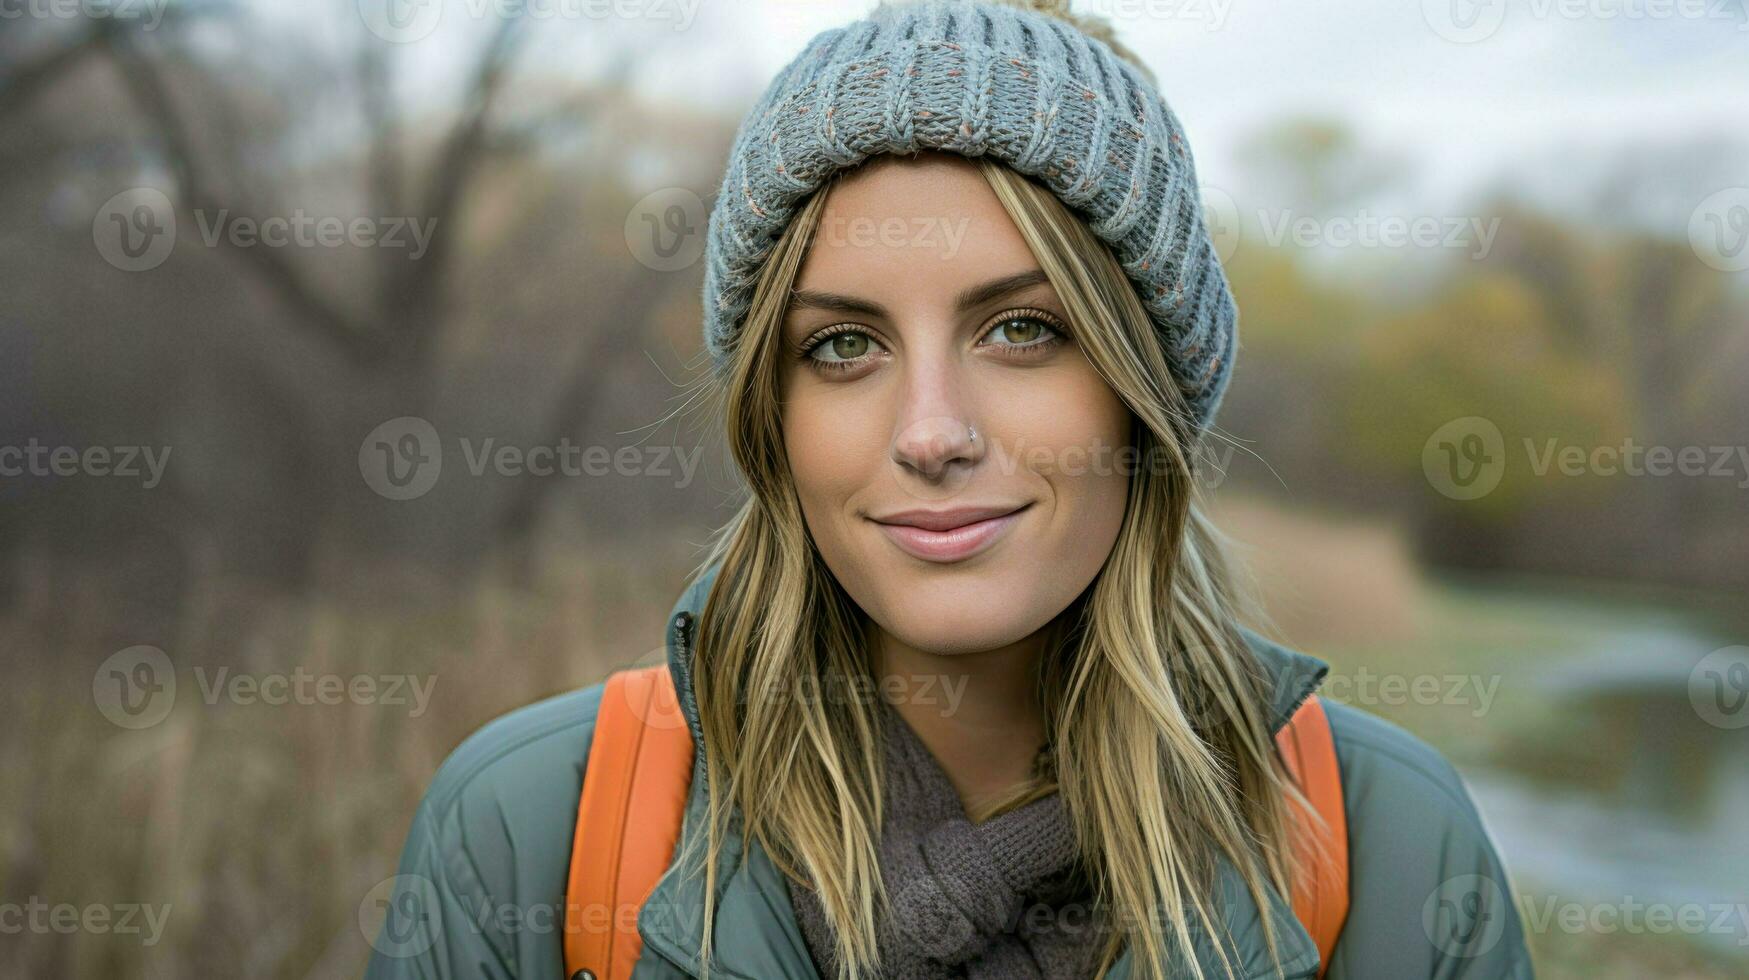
[671,610,704,752]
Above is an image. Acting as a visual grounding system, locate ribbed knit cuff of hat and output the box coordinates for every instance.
[786,697,1103,979]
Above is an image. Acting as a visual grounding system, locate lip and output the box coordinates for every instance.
[868,503,1032,563]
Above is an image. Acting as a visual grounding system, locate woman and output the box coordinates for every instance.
[366,1,1533,977]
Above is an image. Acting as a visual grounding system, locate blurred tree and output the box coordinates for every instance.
[1234,116,1412,216]
[1,3,715,586]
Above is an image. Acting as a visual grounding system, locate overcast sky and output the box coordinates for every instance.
[301,0,1749,234]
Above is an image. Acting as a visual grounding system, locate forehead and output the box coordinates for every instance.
[793,153,1039,295]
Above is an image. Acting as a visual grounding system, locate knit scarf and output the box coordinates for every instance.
[785,697,1112,979]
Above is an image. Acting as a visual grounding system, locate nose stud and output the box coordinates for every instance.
[967,425,978,444]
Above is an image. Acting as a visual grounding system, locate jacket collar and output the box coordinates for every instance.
[1244,624,1333,737]
[638,559,1328,978]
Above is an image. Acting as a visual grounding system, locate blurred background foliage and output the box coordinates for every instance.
[1,1,1745,977]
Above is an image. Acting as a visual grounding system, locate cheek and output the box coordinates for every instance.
[1020,374,1132,572]
[781,384,885,537]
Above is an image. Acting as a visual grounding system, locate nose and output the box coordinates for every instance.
[887,333,988,491]
[892,415,981,480]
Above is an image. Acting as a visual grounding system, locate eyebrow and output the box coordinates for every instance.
[785,269,1052,321]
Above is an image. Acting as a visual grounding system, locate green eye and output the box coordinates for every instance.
[985,316,1060,347]
[808,330,877,364]
[808,329,888,367]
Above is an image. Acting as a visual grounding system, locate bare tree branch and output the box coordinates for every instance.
[105,25,391,367]
[389,13,531,360]
[493,265,669,547]
[357,23,406,322]
[0,20,121,124]
[480,50,638,154]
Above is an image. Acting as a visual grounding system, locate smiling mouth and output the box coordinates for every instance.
[868,503,1033,563]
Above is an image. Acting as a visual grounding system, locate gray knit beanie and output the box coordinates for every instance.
[700,0,1238,432]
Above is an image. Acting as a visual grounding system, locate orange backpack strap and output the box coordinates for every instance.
[1274,694,1350,978]
[564,666,695,980]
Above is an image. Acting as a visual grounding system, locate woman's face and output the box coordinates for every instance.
[777,152,1132,656]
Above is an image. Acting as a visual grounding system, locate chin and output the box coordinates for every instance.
[850,553,1070,656]
[885,612,1020,657]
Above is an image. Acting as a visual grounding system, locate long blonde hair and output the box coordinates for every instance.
[671,147,1309,980]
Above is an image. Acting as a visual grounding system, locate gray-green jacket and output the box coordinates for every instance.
[364,563,1535,979]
